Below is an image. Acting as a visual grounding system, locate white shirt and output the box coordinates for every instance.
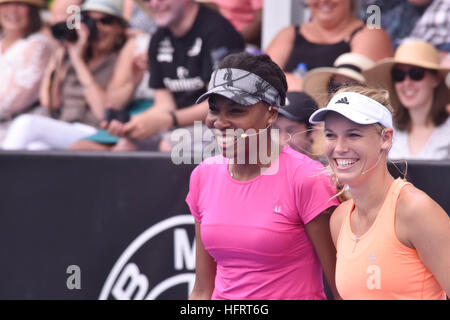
[0,32,53,119]
[389,117,450,160]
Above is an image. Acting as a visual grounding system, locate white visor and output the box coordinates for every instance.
[309,92,393,129]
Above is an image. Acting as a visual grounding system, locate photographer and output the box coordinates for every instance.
[2,0,128,150]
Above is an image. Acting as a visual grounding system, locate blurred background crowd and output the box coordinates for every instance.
[0,0,449,160]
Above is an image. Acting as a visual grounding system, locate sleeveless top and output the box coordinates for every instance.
[284,25,364,72]
[335,178,446,300]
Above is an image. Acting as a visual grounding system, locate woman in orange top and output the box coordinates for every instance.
[309,85,449,299]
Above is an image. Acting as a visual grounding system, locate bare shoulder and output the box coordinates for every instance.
[275,25,297,39]
[266,25,296,51]
[330,200,350,228]
[397,184,447,226]
[350,26,394,61]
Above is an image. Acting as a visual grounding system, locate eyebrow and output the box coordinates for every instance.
[324,127,363,133]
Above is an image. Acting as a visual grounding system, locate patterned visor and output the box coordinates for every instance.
[196,68,282,107]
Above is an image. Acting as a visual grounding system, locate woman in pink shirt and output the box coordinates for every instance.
[186,52,340,300]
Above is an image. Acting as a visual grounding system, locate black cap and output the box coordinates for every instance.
[278,92,318,123]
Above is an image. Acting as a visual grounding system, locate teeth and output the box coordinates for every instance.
[216,135,235,147]
[336,159,357,167]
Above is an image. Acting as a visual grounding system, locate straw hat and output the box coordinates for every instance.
[0,0,45,6]
[303,52,375,107]
[81,0,125,21]
[363,40,450,110]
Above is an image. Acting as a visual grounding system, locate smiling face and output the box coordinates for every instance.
[324,112,391,187]
[205,94,276,160]
[145,0,189,28]
[85,11,124,53]
[0,2,30,35]
[393,64,440,112]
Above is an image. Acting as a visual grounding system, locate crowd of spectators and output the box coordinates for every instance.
[0,0,449,160]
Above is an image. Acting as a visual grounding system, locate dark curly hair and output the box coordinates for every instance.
[217,52,288,106]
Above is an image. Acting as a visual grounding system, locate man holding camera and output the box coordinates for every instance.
[103,0,245,151]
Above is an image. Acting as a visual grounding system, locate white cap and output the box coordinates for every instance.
[309,92,393,129]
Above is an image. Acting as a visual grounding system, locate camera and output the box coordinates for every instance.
[51,22,78,42]
[104,108,130,123]
[50,13,98,43]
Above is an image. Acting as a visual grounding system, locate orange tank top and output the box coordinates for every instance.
[335,178,445,300]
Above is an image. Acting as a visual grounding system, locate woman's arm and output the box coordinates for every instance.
[305,206,341,300]
[39,47,68,110]
[397,186,450,296]
[189,222,216,300]
[106,37,147,109]
[265,25,296,70]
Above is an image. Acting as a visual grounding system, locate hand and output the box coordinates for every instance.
[123,109,174,140]
[131,52,148,86]
[101,119,126,137]
[102,109,174,140]
[66,23,89,59]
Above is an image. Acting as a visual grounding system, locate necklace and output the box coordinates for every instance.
[352,209,363,253]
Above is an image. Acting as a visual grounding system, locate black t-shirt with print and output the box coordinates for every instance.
[148,5,245,109]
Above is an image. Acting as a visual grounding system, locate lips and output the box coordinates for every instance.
[216,135,236,149]
[335,158,359,169]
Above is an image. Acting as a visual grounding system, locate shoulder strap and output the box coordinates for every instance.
[348,24,364,43]
[336,200,354,251]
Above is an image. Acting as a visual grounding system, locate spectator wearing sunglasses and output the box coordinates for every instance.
[2,0,128,150]
[76,0,245,152]
[364,40,450,160]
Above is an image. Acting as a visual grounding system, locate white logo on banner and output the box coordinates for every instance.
[99,215,196,300]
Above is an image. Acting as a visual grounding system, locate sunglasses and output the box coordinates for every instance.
[391,67,436,83]
[82,13,117,26]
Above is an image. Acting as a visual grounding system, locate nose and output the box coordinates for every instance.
[205,111,231,131]
[334,136,349,154]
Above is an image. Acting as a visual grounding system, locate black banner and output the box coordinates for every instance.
[0,151,448,300]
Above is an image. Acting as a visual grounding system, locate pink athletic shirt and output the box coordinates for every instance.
[186,146,339,299]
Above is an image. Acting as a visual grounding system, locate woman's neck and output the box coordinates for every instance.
[88,48,113,67]
[407,100,434,130]
[229,138,283,181]
[348,166,394,219]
